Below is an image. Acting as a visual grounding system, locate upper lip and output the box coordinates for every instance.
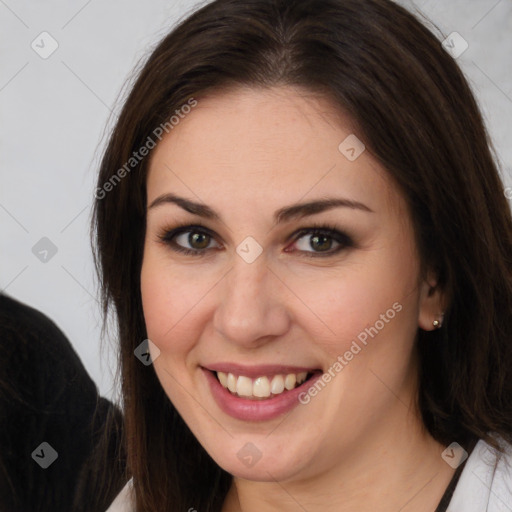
[203,363,320,378]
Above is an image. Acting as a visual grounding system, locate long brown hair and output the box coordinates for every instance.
[92,0,512,510]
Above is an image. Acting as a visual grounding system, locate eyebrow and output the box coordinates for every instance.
[148,192,373,224]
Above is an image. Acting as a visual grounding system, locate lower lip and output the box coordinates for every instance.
[203,368,322,422]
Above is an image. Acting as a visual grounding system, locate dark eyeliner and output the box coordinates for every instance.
[287,223,354,257]
[157,222,354,257]
[157,223,218,256]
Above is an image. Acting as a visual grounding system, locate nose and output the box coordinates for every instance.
[213,256,291,349]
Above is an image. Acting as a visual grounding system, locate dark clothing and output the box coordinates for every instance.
[0,294,126,512]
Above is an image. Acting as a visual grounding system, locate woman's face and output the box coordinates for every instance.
[141,86,441,481]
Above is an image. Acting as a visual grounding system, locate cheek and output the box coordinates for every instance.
[292,242,420,360]
[140,252,209,354]
[289,250,420,436]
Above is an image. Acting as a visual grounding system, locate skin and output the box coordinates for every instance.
[140,86,452,511]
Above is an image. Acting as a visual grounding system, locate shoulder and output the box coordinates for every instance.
[448,435,512,511]
[0,293,86,372]
[106,478,135,512]
[0,293,98,412]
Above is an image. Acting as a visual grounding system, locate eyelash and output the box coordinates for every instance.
[157,222,354,258]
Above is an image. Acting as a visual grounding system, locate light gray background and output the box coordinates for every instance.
[1,0,511,400]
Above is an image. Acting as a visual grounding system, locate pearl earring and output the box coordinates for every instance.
[432,313,444,329]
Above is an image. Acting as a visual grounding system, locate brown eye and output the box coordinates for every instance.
[187,231,211,249]
[289,226,353,257]
[159,225,222,255]
[173,229,218,251]
[309,234,333,252]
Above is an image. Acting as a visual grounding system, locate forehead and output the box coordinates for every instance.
[146,86,400,218]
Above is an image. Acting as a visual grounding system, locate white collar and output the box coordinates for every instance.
[447,437,512,511]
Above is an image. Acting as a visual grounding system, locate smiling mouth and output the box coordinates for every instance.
[213,370,319,400]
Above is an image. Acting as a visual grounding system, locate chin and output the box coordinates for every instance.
[200,432,318,482]
[220,454,307,482]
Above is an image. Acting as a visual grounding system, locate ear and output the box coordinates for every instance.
[418,271,445,331]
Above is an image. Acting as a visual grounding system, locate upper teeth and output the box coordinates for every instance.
[217,371,309,399]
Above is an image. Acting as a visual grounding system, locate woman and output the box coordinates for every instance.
[94,0,512,510]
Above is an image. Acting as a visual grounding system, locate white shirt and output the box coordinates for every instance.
[447,437,512,511]
[107,478,134,512]
[106,438,512,511]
